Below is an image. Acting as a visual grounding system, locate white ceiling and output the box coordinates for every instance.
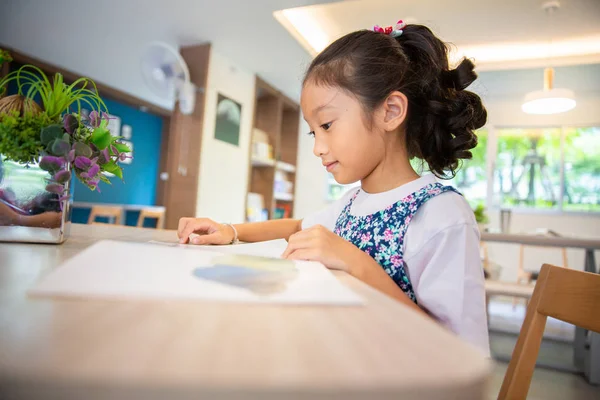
[1,0,598,106]
[314,0,600,45]
[278,0,600,68]
[0,0,334,107]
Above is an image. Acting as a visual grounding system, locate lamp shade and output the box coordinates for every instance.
[522,67,576,115]
[522,88,576,114]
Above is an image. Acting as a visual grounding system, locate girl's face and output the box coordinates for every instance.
[300,82,386,185]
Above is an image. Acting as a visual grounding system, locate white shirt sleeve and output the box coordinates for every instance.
[301,189,357,231]
[301,204,339,231]
[404,222,490,356]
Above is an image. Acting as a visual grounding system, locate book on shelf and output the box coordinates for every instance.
[274,203,292,219]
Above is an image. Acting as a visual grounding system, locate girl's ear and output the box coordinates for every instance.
[377,91,408,132]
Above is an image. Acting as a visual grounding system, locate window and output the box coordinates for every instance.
[323,126,600,214]
[448,129,488,207]
[410,129,488,208]
[563,127,600,212]
[327,173,359,202]
[493,128,562,210]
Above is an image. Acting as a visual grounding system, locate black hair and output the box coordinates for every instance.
[303,24,487,178]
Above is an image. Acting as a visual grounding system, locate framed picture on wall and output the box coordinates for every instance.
[214,93,242,146]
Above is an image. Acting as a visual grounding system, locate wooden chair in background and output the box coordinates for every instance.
[513,244,569,309]
[88,206,123,225]
[136,208,166,229]
[498,264,600,399]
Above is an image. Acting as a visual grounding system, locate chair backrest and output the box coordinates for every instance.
[518,243,569,273]
[88,206,123,225]
[498,264,600,400]
[136,209,166,229]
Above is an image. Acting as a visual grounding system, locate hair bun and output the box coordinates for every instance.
[449,91,487,131]
[441,58,477,91]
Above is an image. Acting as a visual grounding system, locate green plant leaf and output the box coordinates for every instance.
[40,124,63,145]
[91,126,111,150]
[98,174,112,185]
[0,111,54,164]
[51,139,70,156]
[73,141,93,157]
[103,161,123,179]
[113,142,131,153]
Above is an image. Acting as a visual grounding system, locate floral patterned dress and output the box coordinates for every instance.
[333,182,459,303]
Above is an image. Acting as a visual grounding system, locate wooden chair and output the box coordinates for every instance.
[481,241,502,280]
[498,264,600,400]
[88,206,123,225]
[136,208,165,229]
[513,243,569,309]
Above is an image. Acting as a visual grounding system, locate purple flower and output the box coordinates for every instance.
[81,164,100,179]
[119,153,132,162]
[88,178,100,192]
[63,114,78,134]
[100,148,110,164]
[74,156,92,170]
[67,149,75,162]
[89,111,101,128]
[54,169,71,184]
[45,183,64,194]
[88,163,100,177]
[39,155,65,172]
[88,111,113,128]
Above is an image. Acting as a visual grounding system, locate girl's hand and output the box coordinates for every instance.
[177,217,234,245]
[281,225,361,273]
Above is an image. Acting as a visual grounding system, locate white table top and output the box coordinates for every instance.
[0,224,490,399]
[481,232,600,250]
[485,280,536,298]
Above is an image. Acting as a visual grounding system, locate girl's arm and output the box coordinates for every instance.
[281,224,427,315]
[233,219,302,242]
[350,249,426,315]
[178,217,302,244]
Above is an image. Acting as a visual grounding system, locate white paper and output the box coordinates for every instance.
[148,239,289,259]
[29,240,364,306]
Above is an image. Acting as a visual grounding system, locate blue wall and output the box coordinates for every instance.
[72,97,163,205]
[71,97,164,225]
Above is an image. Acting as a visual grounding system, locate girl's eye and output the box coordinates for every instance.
[306,122,332,137]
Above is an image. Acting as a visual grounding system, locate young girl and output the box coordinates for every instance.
[178,21,490,354]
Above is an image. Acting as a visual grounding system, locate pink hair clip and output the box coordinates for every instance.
[372,19,406,38]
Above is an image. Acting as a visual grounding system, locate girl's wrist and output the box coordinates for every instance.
[345,246,368,278]
[222,223,238,244]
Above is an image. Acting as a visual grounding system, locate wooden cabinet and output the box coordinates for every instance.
[246,78,300,221]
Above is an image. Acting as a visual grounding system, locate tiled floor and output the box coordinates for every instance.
[488,361,600,400]
[488,298,575,341]
[486,299,600,399]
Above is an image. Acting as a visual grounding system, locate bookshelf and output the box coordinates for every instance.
[246,77,300,222]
